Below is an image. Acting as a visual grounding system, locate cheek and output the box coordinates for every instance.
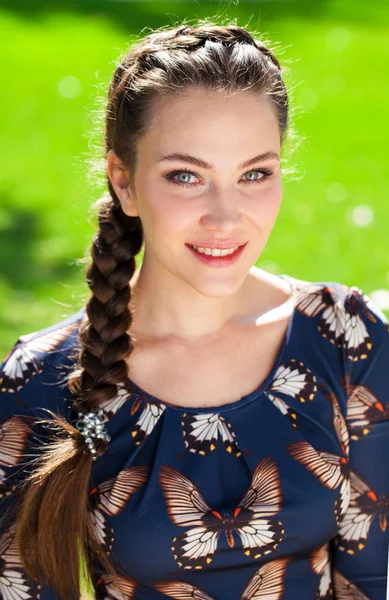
[142,195,190,240]
[249,183,283,224]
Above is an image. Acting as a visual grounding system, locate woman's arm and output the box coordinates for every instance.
[0,321,88,599]
[330,288,389,600]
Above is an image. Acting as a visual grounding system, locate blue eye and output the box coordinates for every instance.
[168,170,198,186]
[164,168,273,188]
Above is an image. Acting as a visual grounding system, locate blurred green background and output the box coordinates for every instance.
[1,0,388,357]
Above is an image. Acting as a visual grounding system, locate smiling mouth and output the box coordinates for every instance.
[187,244,240,256]
[186,241,248,265]
[186,241,247,250]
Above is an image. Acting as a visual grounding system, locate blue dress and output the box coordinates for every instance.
[0,274,388,600]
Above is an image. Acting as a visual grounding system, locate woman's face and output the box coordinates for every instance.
[113,87,283,297]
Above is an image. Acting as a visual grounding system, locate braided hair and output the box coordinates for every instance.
[15,20,291,600]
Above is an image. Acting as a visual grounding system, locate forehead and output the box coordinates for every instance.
[137,87,280,163]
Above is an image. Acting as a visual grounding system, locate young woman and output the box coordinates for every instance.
[0,21,388,600]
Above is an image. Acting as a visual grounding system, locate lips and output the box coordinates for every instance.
[186,241,247,266]
[186,241,246,250]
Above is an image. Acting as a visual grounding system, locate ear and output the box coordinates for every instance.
[106,150,139,217]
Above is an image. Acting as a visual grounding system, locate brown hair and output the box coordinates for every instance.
[14,18,293,600]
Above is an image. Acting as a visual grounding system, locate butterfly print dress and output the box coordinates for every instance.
[0,274,388,600]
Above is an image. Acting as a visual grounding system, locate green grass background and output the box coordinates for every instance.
[0,1,388,595]
[0,0,388,357]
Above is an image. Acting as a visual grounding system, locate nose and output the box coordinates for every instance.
[200,192,242,231]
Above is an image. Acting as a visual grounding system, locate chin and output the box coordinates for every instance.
[186,274,248,297]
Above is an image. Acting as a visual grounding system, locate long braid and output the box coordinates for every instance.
[67,185,143,456]
[15,186,144,599]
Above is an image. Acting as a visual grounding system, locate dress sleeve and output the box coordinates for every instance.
[0,328,77,599]
[330,285,389,600]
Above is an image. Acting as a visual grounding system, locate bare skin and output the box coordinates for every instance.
[107,87,295,408]
[125,266,294,408]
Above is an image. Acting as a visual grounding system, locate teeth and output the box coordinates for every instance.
[190,245,239,257]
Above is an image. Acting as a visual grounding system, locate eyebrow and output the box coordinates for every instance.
[157,151,280,170]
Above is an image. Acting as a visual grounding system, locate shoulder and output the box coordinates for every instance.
[287,275,388,337]
[0,309,85,487]
[282,274,388,370]
[288,273,389,376]
[284,275,389,413]
[0,306,86,418]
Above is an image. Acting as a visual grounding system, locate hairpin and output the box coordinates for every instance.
[75,408,111,461]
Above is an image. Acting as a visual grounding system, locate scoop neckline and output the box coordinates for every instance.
[123,274,298,414]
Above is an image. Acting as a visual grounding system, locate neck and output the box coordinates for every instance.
[127,262,255,346]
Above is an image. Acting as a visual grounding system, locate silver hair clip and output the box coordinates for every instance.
[75,408,111,461]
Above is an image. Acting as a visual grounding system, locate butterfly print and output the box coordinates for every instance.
[0,468,14,499]
[89,465,150,552]
[292,282,383,362]
[264,359,317,429]
[332,568,371,600]
[287,417,349,527]
[291,282,339,318]
[0,416,32,468]
[266,359,317,403]
[339,287,387,362]
[326,392,349,458]
[159,456,284,569]
[292,282,347,344]
[349,287,388,326]
[0,322,79,393]
[89,502,115,553]
[155,557,289,600]
[177,412,247,458]
[240,556,289,600]
[287,390,350,526]
[334,469,389,555]
[310,543,333,600]
[0,525,42,600]
[154,579,215,600]
[266,396,299,429]
[130,399,166,446]
[102,387,166,444]
[94,572,138,599]
[287,439,350,527]
[344,382,389,440]
[98,383,133,419]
